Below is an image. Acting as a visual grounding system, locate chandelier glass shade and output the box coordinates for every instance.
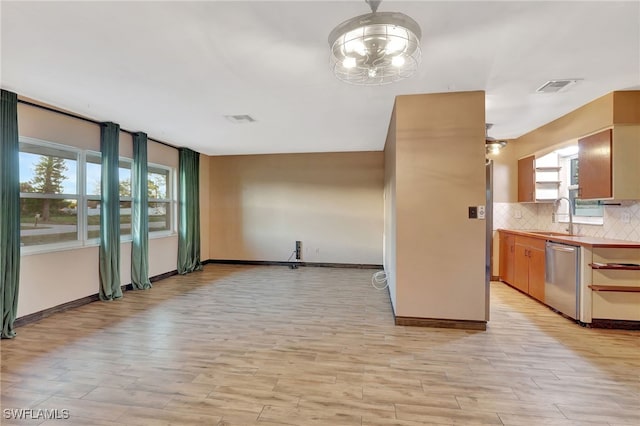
[328,12,422,85]
[485,123,507,154]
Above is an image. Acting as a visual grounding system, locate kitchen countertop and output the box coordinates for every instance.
[498,229,640,248]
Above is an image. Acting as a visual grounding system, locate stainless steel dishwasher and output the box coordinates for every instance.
[545,242,580,320]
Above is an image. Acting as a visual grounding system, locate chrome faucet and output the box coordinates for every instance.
[553,197,574,235]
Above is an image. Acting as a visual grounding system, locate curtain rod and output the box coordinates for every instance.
[17,99,178,150]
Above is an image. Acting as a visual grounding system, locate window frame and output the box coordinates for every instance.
[19,137,83,254]
[19,137,177,255]
[147,162,176,238]
[564,154,604,225]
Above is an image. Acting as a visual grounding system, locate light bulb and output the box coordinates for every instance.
[368,68,378,78]
[343,57,357,69]
[489,144,501,154]
[391,56,406,67]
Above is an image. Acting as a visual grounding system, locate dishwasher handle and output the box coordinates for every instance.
[549,245,577,253]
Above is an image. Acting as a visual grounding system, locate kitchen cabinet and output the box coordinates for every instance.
[578,126,640,200]
[587,247,640,322]
[518,153,561,202]
[513,236,546,301]
[499,232,515,285]
[578,129,612,199]
[517,156,535,202]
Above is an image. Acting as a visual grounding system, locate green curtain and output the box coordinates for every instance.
[99,122,122,300]
[177,148,202,274]
[131,132,151,289]
[0,90,21,339]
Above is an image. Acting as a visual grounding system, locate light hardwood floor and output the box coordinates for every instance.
[1,264,638,425]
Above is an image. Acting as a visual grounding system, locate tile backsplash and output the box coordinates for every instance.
[493,201,640,242]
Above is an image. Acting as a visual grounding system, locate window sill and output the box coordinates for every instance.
[558,217,604,226]
[20,232,177,256]
[21,241,97,256]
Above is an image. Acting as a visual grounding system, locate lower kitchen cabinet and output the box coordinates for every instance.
[527,246,545,302]
[503,234,546,302]
[499,231,515,285]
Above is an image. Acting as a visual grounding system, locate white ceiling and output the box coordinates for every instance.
[2,1,639,156]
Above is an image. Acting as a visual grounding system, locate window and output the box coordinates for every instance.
[148,165,173,235]
[19,137,176,253]
[19,140,79,248]
[567,156,604,220]
[119,159,132,239]
[86,152,101,241]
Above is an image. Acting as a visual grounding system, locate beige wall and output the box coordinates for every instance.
[383,103,398,311]
[387,91,487,322]
[207,152,384,265]
[199,154,211,261]
[16,101,179,317]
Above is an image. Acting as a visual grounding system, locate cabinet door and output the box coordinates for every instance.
[513,244,530,293]
[528,248,545,302]
[578,129,612,199]
[518,156,535,202]
[499,234,515,284]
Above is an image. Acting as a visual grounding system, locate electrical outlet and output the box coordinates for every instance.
[477,205,486,220]
[622,212,631,223]
[514,210,522,219]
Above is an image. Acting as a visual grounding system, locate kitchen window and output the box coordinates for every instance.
[567,156,604,220]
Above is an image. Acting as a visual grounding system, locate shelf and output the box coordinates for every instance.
[589,285,640,292]
[589,262,640,270]
[536,181,561,184]
[535,166,561,171]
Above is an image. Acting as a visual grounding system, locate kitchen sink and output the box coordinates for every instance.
[523,230,572,237]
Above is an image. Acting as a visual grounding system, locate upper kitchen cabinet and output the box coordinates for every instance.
[517,155,535,202]
[578,129,612,199]
[578,126,640,200]
[517,152,560,202]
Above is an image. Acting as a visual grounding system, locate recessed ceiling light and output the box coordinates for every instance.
[536,79,581,93]
[224,115,256,124]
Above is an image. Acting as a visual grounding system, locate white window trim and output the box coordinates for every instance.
[19,138,178,256]
[557,154,604,226]
[147,162,177,237]
[19,137,84,255]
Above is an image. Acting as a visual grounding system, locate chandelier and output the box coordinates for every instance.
[328,0,422,85]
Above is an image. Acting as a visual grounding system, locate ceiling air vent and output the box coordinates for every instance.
[224,114,256,124]
[536,79,580,93]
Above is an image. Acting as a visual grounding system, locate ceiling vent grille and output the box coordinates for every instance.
[224,114,256,124]
[536,79,580,93]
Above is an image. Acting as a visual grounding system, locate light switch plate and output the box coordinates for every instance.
[477,205,486,220]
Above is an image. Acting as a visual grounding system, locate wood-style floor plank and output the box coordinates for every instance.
[1,264,639,425]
